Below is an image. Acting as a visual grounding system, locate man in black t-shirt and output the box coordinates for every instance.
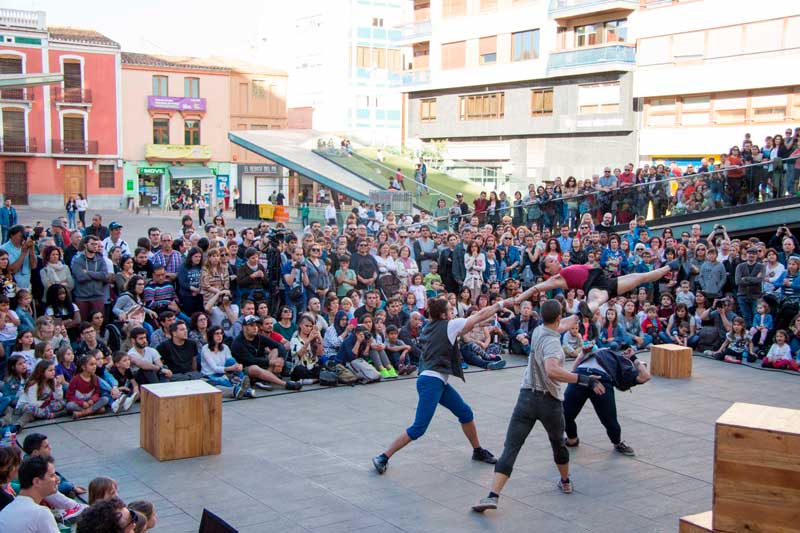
[230,316,301,390]
[156,322,200,379]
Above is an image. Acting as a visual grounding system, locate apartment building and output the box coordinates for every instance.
[633,0,800,165]
[0,8,123,208]
[398,0,640,190]
[289,0,405,145]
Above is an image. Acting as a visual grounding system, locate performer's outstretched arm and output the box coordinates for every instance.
[515,275,568,304]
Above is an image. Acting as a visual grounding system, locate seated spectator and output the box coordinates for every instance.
[128,500,157,531]
[76,496,137,533]
[398,311,423,365]
[149,311,175,349]
[230,316,302,391]
[713,316,753,364]
[143,266,188,323]
[460,321,506,370]
[66,354,110,419]
[74,321,112,360]
[87,476,117,504]
[762,330,798,370]
[505,301,538,355]
[15,359,66,425]
[659,303,699,347]
[109,352,139,412]
[598,308,626,351]
[384,325,417,375]
[127,327,172,384]
[323,311,351,364]
[2,354,27,418]
[21,432,88,513]
[0,455,60,531]
[205,290,238,338]
[201,325,253,399]
[156,322,202,381]
[260,316,291,354]
[289,314,324,385]
[562,320,583,359]
[620,300,650,349]
[0,445,20,511]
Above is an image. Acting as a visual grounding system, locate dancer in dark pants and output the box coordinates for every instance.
[371,297,511,475]
[473,300,605,513]
[563,347,651,456]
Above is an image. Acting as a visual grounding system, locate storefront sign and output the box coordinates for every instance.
[216,174,229,197]
[145,144,212,161]
[241,164,279,175]
[138,167,166,175]
[147,96,207,112]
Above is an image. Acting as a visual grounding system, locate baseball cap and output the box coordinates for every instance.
[109,221,123,230]
[242,315,262,325]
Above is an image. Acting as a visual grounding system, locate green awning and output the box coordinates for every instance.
[168,166,215,180]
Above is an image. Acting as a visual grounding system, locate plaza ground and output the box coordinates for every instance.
[33,353,800,532]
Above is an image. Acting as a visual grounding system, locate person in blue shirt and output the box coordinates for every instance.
[0,225,35,290]
[0,199,17,244]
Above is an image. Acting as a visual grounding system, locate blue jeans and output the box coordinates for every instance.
[406,375,473,440]
[736,297,758,329]
[460,343,498,369]
[205,357,245,387]
[563,368,621,445]
[67,211,76,229]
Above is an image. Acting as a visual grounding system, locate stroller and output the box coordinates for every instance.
[377,273,402,300]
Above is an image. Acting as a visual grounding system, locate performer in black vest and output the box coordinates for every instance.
[372,296,513,474]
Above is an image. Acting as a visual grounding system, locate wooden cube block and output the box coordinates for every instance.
[713,402,800,533]
[140,381,222,461]
[650,343,692,378]
[679,511,712,533]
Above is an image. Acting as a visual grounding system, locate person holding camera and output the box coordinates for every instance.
[281,245,310,319]
[0,225,36,291]
[699,297,737,354]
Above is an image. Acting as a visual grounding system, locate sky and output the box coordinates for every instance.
[2,0,297,70]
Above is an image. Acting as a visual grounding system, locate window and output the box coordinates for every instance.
[63,60,81,90]
[680,95,710,126]
[604,20,627,43]
[442,41,466,70]
[714,92,747,124]
[0,56,23,100]
[420,98,437,122]
[575,23,600,47]
[442,0,466,18]
[646,97,677,126]
[512,29,539,61]
[479,36,497,65]
[152,75,168,96]
[458,92,504,120]
[63,115,85,142]
[672,31,704,59]
[252,79,266,97]
[251,124,271,130]
[575,19,627,48]
[152,119,169,144]
[184,77,199,98]
[357,46,370,68]
[184,120,200,145]
[371,48,387,69]
[750,90,787,122]
[530,88,553,116]
[98,164,115,189]
[388,49,402,72]
[1,109,25,150]
[578,82,620,114]
[371,17,384,27]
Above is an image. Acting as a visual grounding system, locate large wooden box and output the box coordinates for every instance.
[713,402,800,532]
[679,511,712,533]
[140,381,222,461]
[650,344,692,378]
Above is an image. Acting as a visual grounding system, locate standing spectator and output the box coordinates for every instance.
[735,247,763,328]
[70,236,109,321]
[75,194,88,227]
[101,222,130,257]
[84,214,109,241]
[0,225,35,291]
[0,199,17,244]
[65,196,77,230]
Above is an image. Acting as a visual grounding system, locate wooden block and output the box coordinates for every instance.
[713,402,800,533]
[140,380,222,461]
[679,511,712,533]
[650,343,692,378]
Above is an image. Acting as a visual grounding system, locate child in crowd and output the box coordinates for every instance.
[598,308,625,351]
[423,262,442,292]
[761,330,798,370]
[66,354,110,419]
[340,297,354,320]
[561,321,583,359]
[675,281,695,308]
[657,293,675,329]
[578,314,598,354]
[1,354,27,418]
[88,476,118,505]
[55,346,76,392]
[11,330,35,373]
[128,500,158,531]
[750,300,773,357]
[109,352,140,412]
[14,289,35,333]
[15,359,65,423]
[32,341,54,368]
[408,273,427,314]
[384,325,417,375]
[0,295,20,361]
[641,306,662,345]
[334,256,356,297]
[402,291,417,317]
[674,322,691,347]
[714,316,753,364]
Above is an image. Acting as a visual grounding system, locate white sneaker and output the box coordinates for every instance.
[122,392,138,411]
[300,379,316,386]
[111,397,122,413]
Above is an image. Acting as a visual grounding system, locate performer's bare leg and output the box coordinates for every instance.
[615,265,671,294]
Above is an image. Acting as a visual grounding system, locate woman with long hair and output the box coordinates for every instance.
[15,359,66,422]
[114,254,135,297]
[40,245,74,296]
[464,241,485,304]
[0,250,16,304]
[11,330,35,373]
[290,314,324,384]
[201,325,251,399]
[44,283,81,342]
[200,247,229,308]
[177,247,203,316]
[189,311,211,348]
[32,316,68,352]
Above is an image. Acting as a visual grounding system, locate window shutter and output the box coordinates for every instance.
[0,57,22,74]
[63,62,82,89]
[63,116,85,141]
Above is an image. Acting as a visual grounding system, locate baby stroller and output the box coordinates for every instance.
[377,273,402,301]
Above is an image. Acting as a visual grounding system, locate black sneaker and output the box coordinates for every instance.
[614,442,635,456]
[284,380,302,391]
[578,301,593,319]
[472,447,497,464]
[372,454,388,474]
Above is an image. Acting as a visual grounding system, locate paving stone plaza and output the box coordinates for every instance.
[34,351,799,532]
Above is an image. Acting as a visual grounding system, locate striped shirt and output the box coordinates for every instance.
[144,281,178,311]
[152,250,182,273]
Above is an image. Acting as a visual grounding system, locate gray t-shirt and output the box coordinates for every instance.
[522,324,564,400]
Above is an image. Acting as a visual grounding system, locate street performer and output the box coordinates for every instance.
[516,257,679,319]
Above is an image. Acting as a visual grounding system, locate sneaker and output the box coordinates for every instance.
[240,375,251,393]
[472,447,497,464]
[372,454,388,474]
[565,438,580,448]
[723,355,741,364]
[299,378,316,386]
[487,359,507,370]
[111,397,123,413]
[461,361,469,369]
[472,496,498,513]
[379,368,391,379]
[122,392,138,411]
[245,388,256,398]
[254,381,274,391]
[285,380,302,391]
[62,504,87,524]
[233,383,243,400]
[558,478,574,494]
[578,300,593,319]
[386,367,398,378]
[747,354,757,363]
[614,442,636,456]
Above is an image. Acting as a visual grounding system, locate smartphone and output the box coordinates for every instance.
[349,318,357,328]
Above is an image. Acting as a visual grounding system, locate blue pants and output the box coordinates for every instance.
[736,297,758,329]
[67,211,76,229]
[205,357,245,387]
[406,375,474,440]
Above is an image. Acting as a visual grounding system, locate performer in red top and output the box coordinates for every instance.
[516,257,678,319]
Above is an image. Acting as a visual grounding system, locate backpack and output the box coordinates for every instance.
[319,370,338,387]
[348,358,382,384]
[586,348,641,392]
[333,363,358,386]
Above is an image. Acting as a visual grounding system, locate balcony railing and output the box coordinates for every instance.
[52,87,92,104]
[399,20,432,42]
[52,139,99,155]
[548,44,635,71]
[549,0,638,16]
[0,88,34,102]
[0,8,46,30]
[389,69,431,88]
[0,137,39,153]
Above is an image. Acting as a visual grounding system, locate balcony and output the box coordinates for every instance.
[0,88,34,102]
[52,139,99,155]
[549,0,637,20]
[547,44,635,75]
[389,69,431,89]
[52,87,92,106]
[0,137,39,154]
[397,20,431,45]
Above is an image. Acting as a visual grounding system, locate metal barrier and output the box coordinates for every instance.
[370,190,414,216]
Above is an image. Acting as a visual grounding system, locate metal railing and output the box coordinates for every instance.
[0,137,39,153]
[548,44,635,70]
[52,87,92,104]
[0,88,34,101]
[52,139,99,155]
[549,0,638,14]
[0,8,46,30]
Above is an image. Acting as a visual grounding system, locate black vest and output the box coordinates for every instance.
[418,320,465,381]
